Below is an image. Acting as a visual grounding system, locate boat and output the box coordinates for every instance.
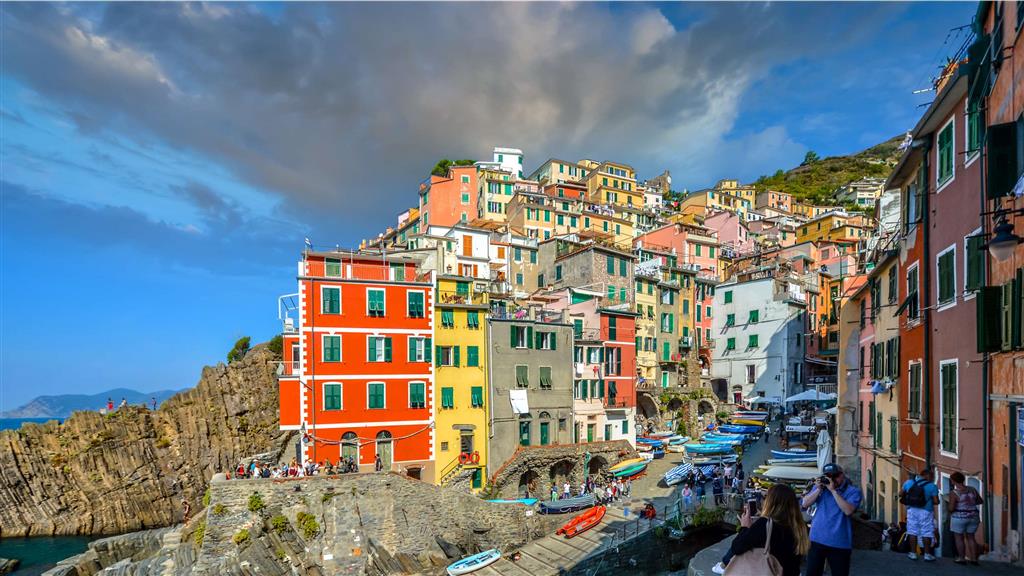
[683,443,734,455]
[703,432,747,442]
[446,549,502,575]
[637,444,653,452]
[766,459,817,467]
[556,505,606,538]
[718,424,763,434]
[666,435,689,445]
[609,457,646,472]
[771,449,816,460]
[648,431,675,438]
[734,410,768,417]
[637,437,667,446]
[612,462,648,477]
[666,444,687,453]
[699,436,743,446]
[663,463,693,485]
[652,449,665,459]
[785,425,817,433]
[731,418,767,426]
[486,498,538,505]
[761,466,821,481]
[689,454,738,465]
[639,452,655,462]
[539,493,596,514]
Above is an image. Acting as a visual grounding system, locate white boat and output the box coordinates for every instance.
[767,458,817,466]
[666,444,687,453]
[761,466,820,481]
[446,549,501,575]
[639,452,655,462]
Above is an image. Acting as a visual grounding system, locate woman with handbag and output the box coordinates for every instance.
[713,484,809,576]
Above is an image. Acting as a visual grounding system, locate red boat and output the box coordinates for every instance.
[556,505,606,538]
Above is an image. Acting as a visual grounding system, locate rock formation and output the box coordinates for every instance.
[0,345,294,536]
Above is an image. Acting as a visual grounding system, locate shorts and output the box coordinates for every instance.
[906,507,935,538]
[950,515,980,534]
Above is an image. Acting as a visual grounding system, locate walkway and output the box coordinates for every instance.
[478,434,775,576]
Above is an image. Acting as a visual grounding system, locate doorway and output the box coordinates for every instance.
[376,430,393,470]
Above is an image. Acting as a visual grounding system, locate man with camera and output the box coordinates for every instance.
[801,463,862,576]
[899,467,939,561]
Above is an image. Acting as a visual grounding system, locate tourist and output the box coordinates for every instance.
[802,463,862,576]
[563,481,571,499]
[712,474,724,506]
[181,497,191,524]
[579,481,587,496]
[375,454,383,472]
[682,484,693,510]
[765,426,772,444]
[695,478,706,505]
[119,397,128,409]
[724,463,735,483]
[713,484,809,576]
[625,478,632,497]
[107,397,114,412]
[736,463,745,482]
[948,471,983,565]
[731,475,742,495]
[899,467,939,561]
[595,485,605,505]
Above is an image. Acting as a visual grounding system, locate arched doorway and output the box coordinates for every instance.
[637,393,659,419]
[667,397,684,412]
[587,455,608,477]
[549,459,575,485]
[697,400,715,416]
[341,431,359,465]
[518,470,539,498]
[376,430,393,471]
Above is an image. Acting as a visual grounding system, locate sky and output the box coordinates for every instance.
[0,2,976,409]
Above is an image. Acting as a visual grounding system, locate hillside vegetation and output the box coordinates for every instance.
[754,134,904,205]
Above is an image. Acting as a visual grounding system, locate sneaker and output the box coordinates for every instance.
[923,554,936,562]
[907,552,919,560]
[712,562,727,575]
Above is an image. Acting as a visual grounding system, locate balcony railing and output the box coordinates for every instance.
[436,289,488,306]
[700,337,715,348]
[604,398,631,409]
[302,260,430,283]
[275,361,300,377]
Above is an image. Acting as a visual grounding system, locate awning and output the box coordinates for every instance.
[509,390,529,414]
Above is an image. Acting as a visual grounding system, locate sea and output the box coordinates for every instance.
[0,417,93,574]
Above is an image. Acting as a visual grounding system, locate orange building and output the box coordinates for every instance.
[419,165,478,228]
[278,249,435,477]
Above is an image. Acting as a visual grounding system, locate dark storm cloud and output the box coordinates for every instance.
[1,2,901,241]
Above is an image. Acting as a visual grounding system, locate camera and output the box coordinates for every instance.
[819,475,831,486]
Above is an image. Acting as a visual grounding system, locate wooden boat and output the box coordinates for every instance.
[612,462,648,477]
[771,449,816,460]
[637,443,653,452]
[609,457,646,472]
[762,466,820,481]
[539,493,596,514]
[684,443,734,455]
[446,549,501,575]
[486,498,538,505]
[639,452,655,462]
[718,424,763,434]
[667,435,690,445]
[652,449,666,459]
[731,418,767,426]
[663,463,693,485]
[666,444,687,453]
[556,505,606,538]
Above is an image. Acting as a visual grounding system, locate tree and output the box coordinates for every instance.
[267,334,283,356]
[803,151,820,165]
[430,158,476,177]
[227,336,251,363]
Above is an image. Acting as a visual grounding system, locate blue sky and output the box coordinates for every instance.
[0,2,975,409]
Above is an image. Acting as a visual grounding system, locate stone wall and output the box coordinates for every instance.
[0,346,295,536]
[488,441,636,499]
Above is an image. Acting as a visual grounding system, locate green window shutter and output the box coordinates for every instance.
[986,121,1018,199]
[510,325,517,344]
[636,336,641,349]
[425,338,431,362]
[1014,270,1023,349]
[367,338,376,362]
[1003,282,1014,351]
[408,338,416,362]
[966,235,985,291]
[550,333,557,350]
[749,310,759,323]
[453,346,461,367]
[535,331,543,349]
[467,346,479,367]
[939,251,955,303]
[663,341,670,360]
[725,291,733,304]
[540,367,552,388]
[683,300,690,314]
[324,384,341,410]
[471,386,483,407]
[597,379,605,398]
[435,345,442,365]
[442,387,454,409]
[516,365,528,387]
[456,281,469,296]
[727,338,735,350]
[573,319,583,338]
[530,251,537,264]
[619,287,626,301]
[526,326,534,348]
[609,317,617,340]
[619,259,626,276]
[607,256,615,274]
[726,313,735,326]
[748,334,759,348]
[468,311,479,328]
[384,337,392,362]
[607,285,616,300]
[369,383,384,409]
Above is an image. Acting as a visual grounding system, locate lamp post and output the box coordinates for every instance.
[987,216,1022,262]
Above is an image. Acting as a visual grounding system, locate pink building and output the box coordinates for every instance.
[705,210,754,256]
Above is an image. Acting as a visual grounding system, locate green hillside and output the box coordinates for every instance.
[753,135,904,206]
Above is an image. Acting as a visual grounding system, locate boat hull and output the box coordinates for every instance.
[539,494,597,514]
[556,505,607,538]
[447,549,502,575]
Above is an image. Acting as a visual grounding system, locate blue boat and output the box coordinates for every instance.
[704,432,747,442]
[539,493,596,514]
[699,436,743,446]
[652,449,666,459]
[637,437,667,446]
[486,498,538,505]
[718,424,762,434]
[447,549,502,575]
[667,435,690,445]
[771,449,816,460]
[664,462,693,485]
[684,443,734,455]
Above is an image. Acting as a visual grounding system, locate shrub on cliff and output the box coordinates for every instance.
[267,334,283,356]
[232,528,250,545]
[227,337,251,363]
[270,514,288,533]
[193,521,206,546]
[296,511,319,539]
[247,492,265,513]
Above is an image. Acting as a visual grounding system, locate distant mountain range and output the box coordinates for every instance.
[0,387,185,418]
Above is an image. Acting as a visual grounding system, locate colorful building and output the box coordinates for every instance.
[585,161,641,208]
[419,165,478,228]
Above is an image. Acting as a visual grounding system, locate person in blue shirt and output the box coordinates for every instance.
[900,467,940,561]
[801,463,862,576]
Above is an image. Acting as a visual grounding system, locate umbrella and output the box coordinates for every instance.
[825,406,838,415]
[816,428,833,473]
[747,396,776,404]
[784,390,837,403]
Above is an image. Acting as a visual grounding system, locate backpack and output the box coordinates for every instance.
[723,518,784,576]
[900,479,929,508]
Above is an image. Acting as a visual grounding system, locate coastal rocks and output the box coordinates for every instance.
[0,558,19,575]
[41,526,195,576]
[0,345,295,537]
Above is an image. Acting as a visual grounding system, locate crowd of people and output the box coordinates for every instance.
[547,476,633,505]
[228,456,364,479]
[679,462,753,510]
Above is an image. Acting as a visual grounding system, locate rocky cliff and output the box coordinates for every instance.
[0,346,293,536]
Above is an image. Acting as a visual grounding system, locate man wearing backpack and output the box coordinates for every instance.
[900,467,939,561]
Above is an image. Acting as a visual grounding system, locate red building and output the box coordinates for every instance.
[601,307,638,440]
[419,165,479,228]
[278,249,435,476]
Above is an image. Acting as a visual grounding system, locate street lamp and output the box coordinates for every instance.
[987,216,1022,262]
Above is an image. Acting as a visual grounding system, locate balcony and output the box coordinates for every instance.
[700,337,715,349]
[659,353,686,364]
[436,289,488,306]
[604,398,632,409]
[573,328,602,341]
[275,361,300,377]
[679,336,693,349]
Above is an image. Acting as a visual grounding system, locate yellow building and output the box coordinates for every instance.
[796,211,866,244]
[477,167,515,223]
[527,158,591,186]
[714,179,757,204]
[791,202,843,220]
[506,192,556,241]
[634,268,660,385]
[680,189,752,221]
[579,207,634,251]
[433,275,490,489]
[585,161,642,209]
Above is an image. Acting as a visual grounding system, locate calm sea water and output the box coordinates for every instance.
[0,418,62,431]
[1,418,87,573]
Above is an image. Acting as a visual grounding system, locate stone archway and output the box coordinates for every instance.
[549,459,576,485]
[518,470,539,498]
[667,397,684,412]
[587,455,609,477]
[637,393,659,419]
[697,400,715,417]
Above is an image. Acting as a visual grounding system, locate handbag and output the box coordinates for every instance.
[723,518,785,576]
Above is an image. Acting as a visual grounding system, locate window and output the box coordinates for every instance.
[515,365,529,387]
[606,255,615,274]
[538,274,545,288]
[467,311,480,329]
[438,309,454,329]
[519,421,531,446]
[407,291,424,318]
[471,386,483,407]
[408,337,428,362]
[748,334,759,348]
[619,259,627,276]
[908,362,922,419]
[461,174,470,184]
[940,360,958,453]
[749,309,760,323]
[367,336,392,362]
[966,101,982,159]
[512,325,529,348]
[461,192,470,204]
[514,247,522,261]
[467,346,480,367]
[367,288,385,317]
[441,387,454,409]
[323,335,341,362]
[409,382,426,408]
[555,265,562,280]
[889,416,898,453]
[368,382,385,409]
[541,422,551,445]
[746,364,756,384]
[324,383,342,410]
[965,233,985,292]
[937,246,956,306]
[536,332,556,350]
[325,258,342,277]
[608,316,617,340]
[539,367,552,389]
[907,264,920,320]
[726,337,736,351]
[530,251,537,264]
[937,118,954,187]
[516,273,523,286]
[621,419,628,434]
[322,287,341,314]
[438,346,459,367]
[661,313,674,333]
[888,268,897,304]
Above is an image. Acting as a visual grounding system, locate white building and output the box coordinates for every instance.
[711,274,807,404]
[835,177,885,207]
[493,147,524,179]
